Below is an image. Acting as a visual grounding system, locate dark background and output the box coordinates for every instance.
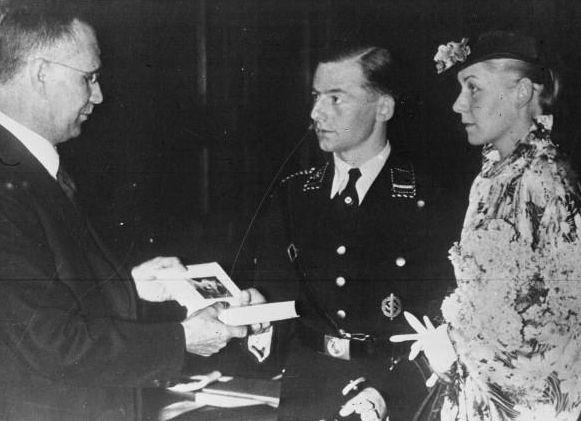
[61,0,581,273]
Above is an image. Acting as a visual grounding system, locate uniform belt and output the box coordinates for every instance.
[300,325,384,361]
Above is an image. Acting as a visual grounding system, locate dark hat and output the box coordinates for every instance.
[460,30,545,69]
[434,30,548,76]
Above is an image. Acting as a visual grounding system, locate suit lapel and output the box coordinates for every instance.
[0,124,81,223]
[0,125,137,317]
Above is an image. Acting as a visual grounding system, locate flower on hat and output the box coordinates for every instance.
[434,38,471,74]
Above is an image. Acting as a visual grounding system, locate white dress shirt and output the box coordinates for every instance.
[330,142,391,204]
[0,110,59,179]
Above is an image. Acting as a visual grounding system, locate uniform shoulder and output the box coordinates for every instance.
[388,150,416,171]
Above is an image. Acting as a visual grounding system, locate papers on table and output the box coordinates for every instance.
[198,376,280,408]
[163,373,281,420]
[158,400,205,421]
[166,371,223,393]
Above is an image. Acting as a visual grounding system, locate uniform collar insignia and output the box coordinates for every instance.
[280,166,316,185]
[390,163,416,199]
[303,162,329,192]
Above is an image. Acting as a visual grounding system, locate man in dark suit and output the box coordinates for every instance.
[0,3,259,420]
[251,45,457,420]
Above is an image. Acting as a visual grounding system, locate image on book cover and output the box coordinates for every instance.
[183,262,242,306]
[189,276,232,299]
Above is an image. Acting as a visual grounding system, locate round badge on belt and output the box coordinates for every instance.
[381,293,402,320]
[326,336,348,358]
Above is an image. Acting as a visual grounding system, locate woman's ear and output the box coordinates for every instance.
[515,77,535,108]
[376,94,395,122]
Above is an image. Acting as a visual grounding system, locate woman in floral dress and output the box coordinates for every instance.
[392,31,581,421]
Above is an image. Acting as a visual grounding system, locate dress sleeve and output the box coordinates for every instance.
[508,156,581,407]
[520,156,581,246]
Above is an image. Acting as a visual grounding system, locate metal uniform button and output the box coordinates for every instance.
[336,245,347,255]
[335,276,346,287]
[395,257,406,267]
[417,199,425,208]
[336,310,346,319]
[344,196,353,205]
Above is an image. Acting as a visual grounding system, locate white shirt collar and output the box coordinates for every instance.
[0,110,59,179]
[331,141,391,204]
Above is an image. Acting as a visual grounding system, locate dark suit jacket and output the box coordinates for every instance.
[0,126,186,421]
[251,150,459,420]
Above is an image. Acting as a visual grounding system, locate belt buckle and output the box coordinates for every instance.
[323,334,350,360]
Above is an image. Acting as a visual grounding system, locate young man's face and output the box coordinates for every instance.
[310,58,387,163]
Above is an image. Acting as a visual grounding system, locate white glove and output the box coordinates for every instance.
[247,326,273,362]
[390,312,456,386]
[339,387,388,421]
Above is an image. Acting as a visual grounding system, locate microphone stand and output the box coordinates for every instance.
[229,123,314,276]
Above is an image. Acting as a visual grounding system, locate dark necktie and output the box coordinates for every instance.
[56,165,134,315]
[338,168,361,207]
[56,165,77,204]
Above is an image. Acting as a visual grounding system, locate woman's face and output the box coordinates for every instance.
[453,60,522,151]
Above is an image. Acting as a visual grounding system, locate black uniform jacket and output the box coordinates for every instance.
[252,150,457,420]
[0,126,186,421]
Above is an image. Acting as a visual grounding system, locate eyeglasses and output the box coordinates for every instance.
[43,59,100,85]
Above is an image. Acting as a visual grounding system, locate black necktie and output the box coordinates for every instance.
[56,165,134,314]
[338,168,361,207]
[56,165,77,204]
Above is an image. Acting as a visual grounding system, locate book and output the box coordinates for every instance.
[152,262,242,313]
[218,300,298,326]
[151,262,300,324]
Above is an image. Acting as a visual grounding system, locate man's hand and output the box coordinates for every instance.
[339,387,388,421]
[181,302,247,357]
[131,256,186,302]
[390,312,456,386]
[239,288,270,334]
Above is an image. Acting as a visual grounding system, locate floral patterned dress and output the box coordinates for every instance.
[440,116,581,421]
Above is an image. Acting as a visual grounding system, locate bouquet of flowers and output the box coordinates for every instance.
[443,219,581,418]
